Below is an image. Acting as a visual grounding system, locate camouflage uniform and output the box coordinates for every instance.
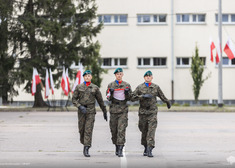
[72,83,107,147]
[132,83,170,147]
[106,81,131,145]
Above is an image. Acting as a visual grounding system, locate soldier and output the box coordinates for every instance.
[106,68,131,157]
[72,70,107,157]
[131,70,171,157]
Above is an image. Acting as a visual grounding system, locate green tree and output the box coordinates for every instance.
[12,0,103,107]
[0,0,18,104]
[190,45,210,103]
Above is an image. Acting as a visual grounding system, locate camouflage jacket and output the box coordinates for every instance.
[106,81,132,113]
[72,83,107,114]
[131,83,170,114]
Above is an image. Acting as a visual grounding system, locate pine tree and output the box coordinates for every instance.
[190,45,210,103]
[12,0,103,107]
[0,0,18,104]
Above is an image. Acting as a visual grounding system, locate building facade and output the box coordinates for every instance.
[12,0,235,105]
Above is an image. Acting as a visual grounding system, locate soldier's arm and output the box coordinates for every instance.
[106,84,113,101]
[156,86,169,103]
[125,84,132,101]
[130,86,141,102]
[95,88,107,113]
[72,86,82,108]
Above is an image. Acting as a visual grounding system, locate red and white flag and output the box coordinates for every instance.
[224,37,235,60]
[49,68,55,95]
[216,40,221,63]
[210,39,216,62]
[72,64,84,93]
[45,69,50,98]
[66,68,70,93]
[31,68,41,96]
[61,67,69,96]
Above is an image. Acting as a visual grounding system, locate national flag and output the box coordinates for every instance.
[210,39,216,62]
[216,40,221,63]
[66,68,70,93]
[45,69,50,98]
[61,67,69,96]
[31,68,41,96]
[72,64,84,93]
[49,68,55,95]
[224,37,235,60]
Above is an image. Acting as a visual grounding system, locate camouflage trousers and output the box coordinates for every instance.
[77,112,96,147]
[138,113,158,147]
[109,112,128,145]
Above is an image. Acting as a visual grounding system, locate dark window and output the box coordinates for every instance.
[114,58,118,66]
[143,58,150,65]
[232,58,235,65]
[198,14,205,22]
[120,15,127,23]
[153,58,166,66]
[182,58,189,65]
[222,14,229,22]
[138,58,142,65]
[232,14,235,22]
[103,58,111,66]
[120,58,127,65]
[159,15,166,22]
[143,15,150,22]
[200,57,206,65]
[177,58,181,65]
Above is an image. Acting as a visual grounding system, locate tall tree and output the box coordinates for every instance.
[190,45,210,103]
[0,0,18,104]
[12,0,103,107]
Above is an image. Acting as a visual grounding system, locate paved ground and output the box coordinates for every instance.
[0,111,235,168]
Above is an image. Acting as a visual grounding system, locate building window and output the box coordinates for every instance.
[215,14,235,24]
[102,58,127,68]
[176,14,206,24]
[177,57,206,67]
[98,14,128,25]
[137,14,167,24]
[138,57,167,67]
[216,57,235,67]
[176,57,190,67]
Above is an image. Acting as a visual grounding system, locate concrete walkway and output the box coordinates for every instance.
[0,111,235,168]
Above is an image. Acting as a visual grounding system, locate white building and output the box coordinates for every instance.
[12,0,235,105]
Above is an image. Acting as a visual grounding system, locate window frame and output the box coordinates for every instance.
[101,58,128,68]
[216,57,235,67]
[176,57,207,68]
[98,14,128,25]
[137,14,167,25]
[137,57,167,68]
[215,14,235,24]
[176,14,206,24]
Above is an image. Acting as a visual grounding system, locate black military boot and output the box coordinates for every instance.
[147,146,153,157]
[117,145,124,157]
[83,146,90,157]
[143,145,147,156]
[115,145,118,155]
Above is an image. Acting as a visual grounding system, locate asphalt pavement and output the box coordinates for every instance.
[0,111,235,168]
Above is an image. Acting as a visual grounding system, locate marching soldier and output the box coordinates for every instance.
[72,70,107,157]
[131,70,171,157]
[106,68,131,157]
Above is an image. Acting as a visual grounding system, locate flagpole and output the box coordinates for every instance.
[171,0,175,104]
[218,0,223,107]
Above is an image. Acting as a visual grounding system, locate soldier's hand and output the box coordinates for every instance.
[78,105,87,114]
[124,88,130,95]
[166,101,171,109]
[103,112,108,121]
[109,88,114,95]
[142,94,153,99]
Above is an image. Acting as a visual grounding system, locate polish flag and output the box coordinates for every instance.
[210,39,216,62]
[216,41,221,63]
[31,68,41,96]
[49,68,55,95]
[66,68,70,93]
[224,37,235,60]
[45,69,50,98]
[72,64,84,93]
[61,67,69,96]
